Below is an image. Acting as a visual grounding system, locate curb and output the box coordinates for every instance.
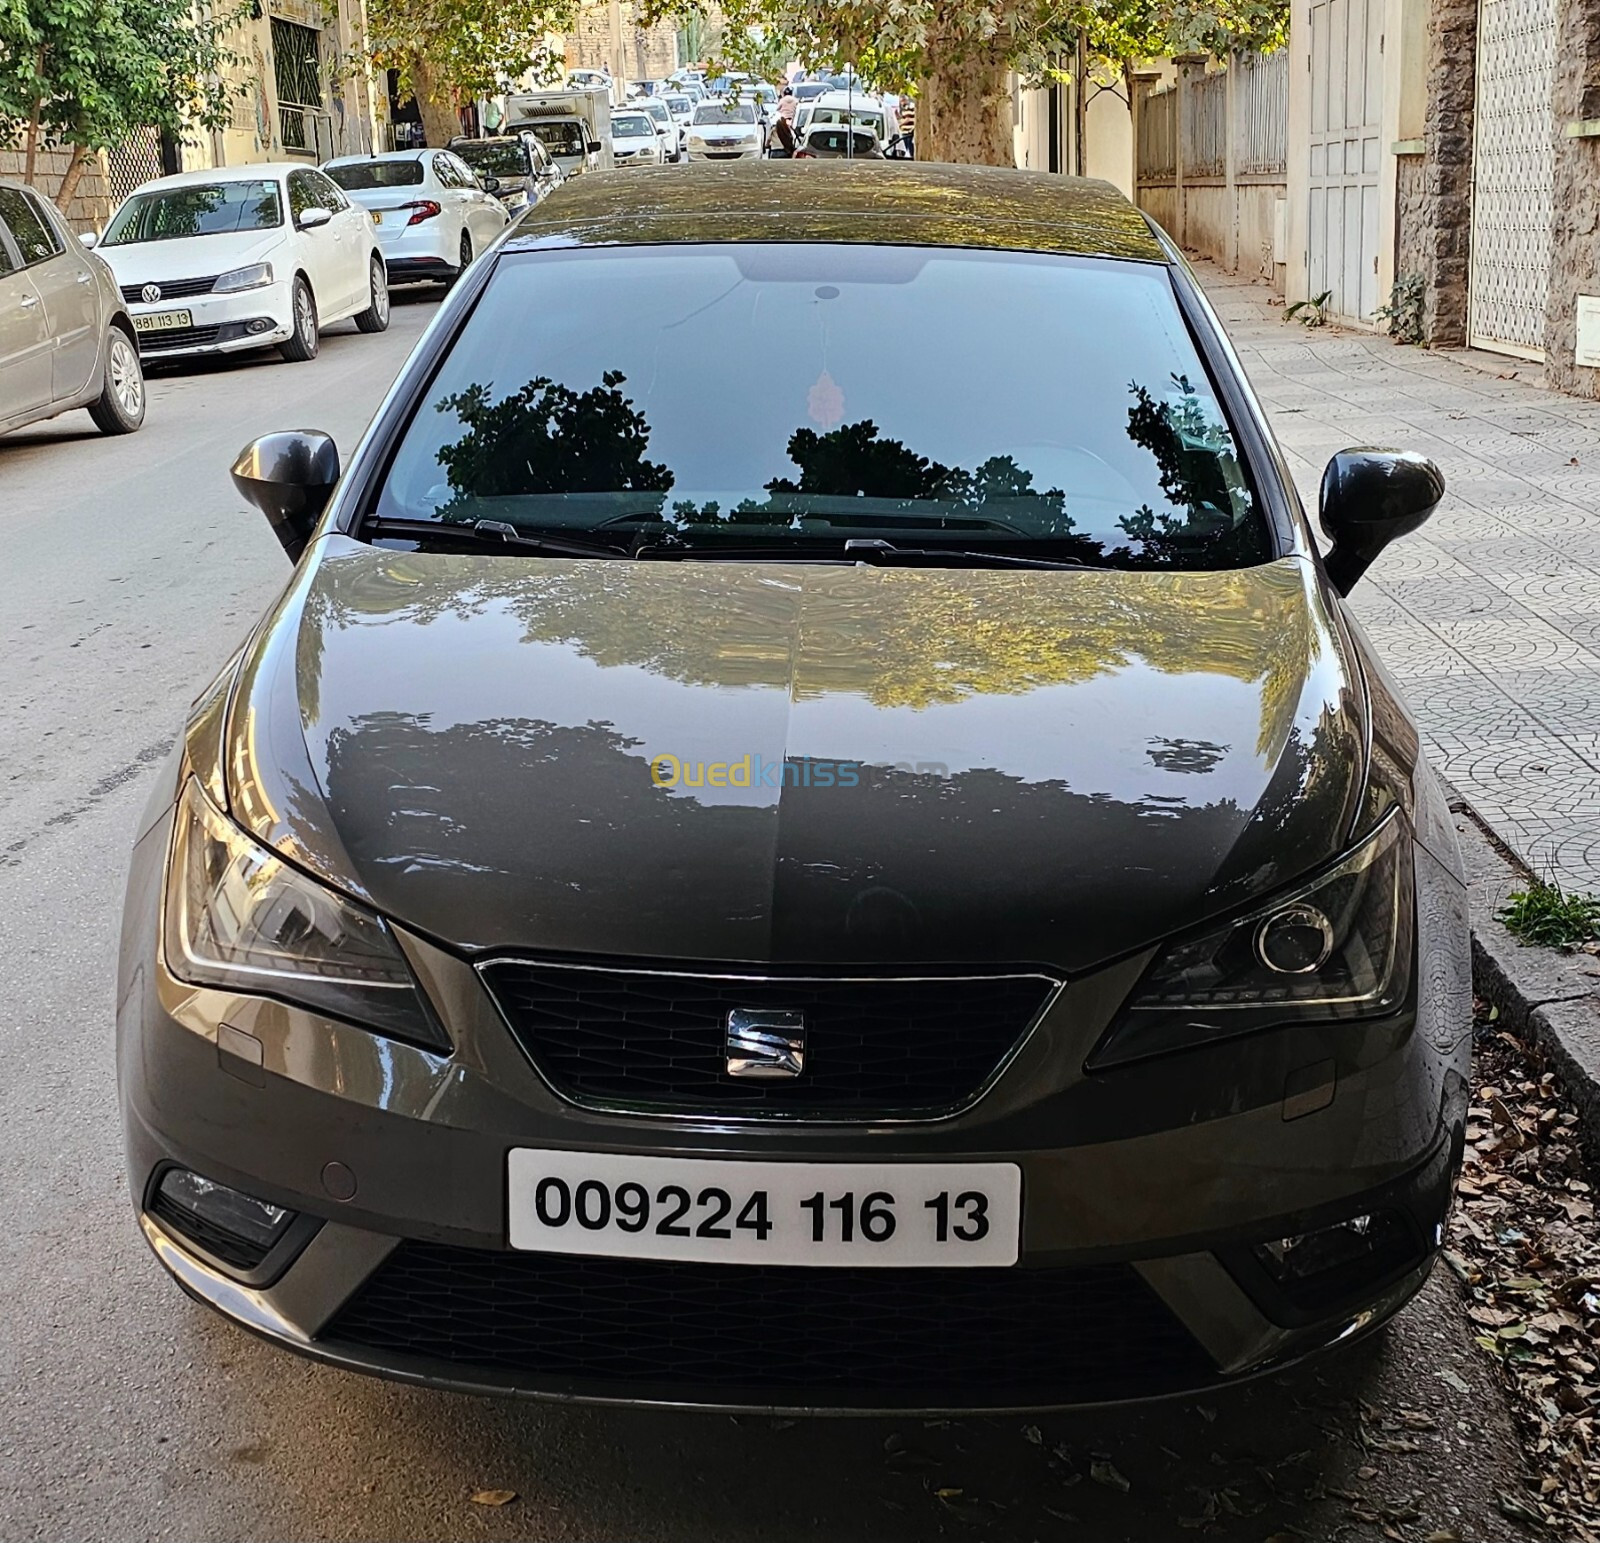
[1450,785,1600,1136]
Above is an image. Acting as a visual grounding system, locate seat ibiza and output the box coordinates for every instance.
[119,164,1471,1412]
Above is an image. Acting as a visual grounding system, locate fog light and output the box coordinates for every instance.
[1253,902,1333,974]
[246,318,274,335]
[1253,1209,1417,1310]
[150,1167,294,1270]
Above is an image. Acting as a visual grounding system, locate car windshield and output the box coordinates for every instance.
[103,181,282,244]
[372,243,1268,570]
[643,101,670,124]
[694,104,756,125]
[453,142,529,177]
[666,97,692,115]
[612,113,655,137]
[808,129,879,155]
[520,120,586,156]
[324,159,425,191]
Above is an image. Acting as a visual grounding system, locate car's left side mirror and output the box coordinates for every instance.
[231,431,340,561]
[481,174,500,193]
[78,230,98,249]
[296,206,333,231]
[1319,448,1444,595]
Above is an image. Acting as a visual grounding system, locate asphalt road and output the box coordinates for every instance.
[0,288,1534,1542]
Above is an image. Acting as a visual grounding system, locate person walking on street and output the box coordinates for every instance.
[897,94,916,159]
[770,86,799,157]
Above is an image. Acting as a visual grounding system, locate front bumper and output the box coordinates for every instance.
[125,280,294,358]
[119,799,1472,1412]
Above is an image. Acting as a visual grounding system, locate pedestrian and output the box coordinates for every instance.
[897,94,916,159]
[770,86,798,157]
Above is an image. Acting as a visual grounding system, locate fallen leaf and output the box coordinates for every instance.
[470,1489,517,1507]
[1089,1457,1130,1493]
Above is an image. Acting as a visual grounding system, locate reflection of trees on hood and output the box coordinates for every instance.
[434,372,673,519]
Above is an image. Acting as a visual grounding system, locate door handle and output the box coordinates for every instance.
[75,271,92,284]
[19,294,38,308]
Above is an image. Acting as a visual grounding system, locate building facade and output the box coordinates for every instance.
[565,0,680,85]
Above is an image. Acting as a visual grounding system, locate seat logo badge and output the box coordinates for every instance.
[725,1009,805,1080]
[141,283,162,303]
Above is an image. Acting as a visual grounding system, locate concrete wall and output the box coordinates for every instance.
[1010,78,1133,192]
[0,144,113,233]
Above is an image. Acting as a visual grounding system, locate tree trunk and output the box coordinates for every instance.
[409,52,461,147]
[917,53,1014,166]
[54,144,92,214]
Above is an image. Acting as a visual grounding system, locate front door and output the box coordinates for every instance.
[1306,0,1383,325]
[0,218,52,421]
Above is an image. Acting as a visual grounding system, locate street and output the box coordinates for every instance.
[0,275,1554,1542]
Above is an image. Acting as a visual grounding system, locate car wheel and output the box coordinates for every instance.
[353,255,390,334]
[278,276,319,362]
[445,230,472,289]
[87,326,145,435]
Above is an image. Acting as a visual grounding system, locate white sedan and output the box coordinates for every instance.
[324,149,510,287]
[95,164,387,363]
[609,110,665,167]
[684,102,764,160]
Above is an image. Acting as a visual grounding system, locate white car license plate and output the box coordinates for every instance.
[508,1150,1021,1267]
[133,309,192,333]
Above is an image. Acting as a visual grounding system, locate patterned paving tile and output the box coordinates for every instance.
[1203,264,1600,892]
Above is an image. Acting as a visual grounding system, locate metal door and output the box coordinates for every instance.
[1469,0,1557,359]
[1307,0,1383,323]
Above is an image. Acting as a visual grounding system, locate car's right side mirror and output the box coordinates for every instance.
[231,431,340,561]
[296,206,333,231]
[1319,448,1445,595]
[587,139,602,153]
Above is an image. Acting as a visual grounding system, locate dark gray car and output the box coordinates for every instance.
[0,179,145,436]
[118,164,1470,1413]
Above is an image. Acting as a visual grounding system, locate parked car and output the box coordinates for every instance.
[796,91,895,146]
[121,163,1469,1416]
[684,100,764,159]
[449,135,563,215]
[795,124,886,160]
[323,149,509,287]
[0,179,144,435]
[95,165,386,365]
[609,109,664,167]
[638,98,682,163]
[663,92,696,146]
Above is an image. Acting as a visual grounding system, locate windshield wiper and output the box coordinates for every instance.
[840,539,1096,571]
[365,517,631,559]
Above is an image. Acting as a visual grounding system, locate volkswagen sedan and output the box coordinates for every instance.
[119,163,1470,1414]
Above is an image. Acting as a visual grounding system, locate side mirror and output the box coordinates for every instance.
[78,230,98,249]
[296,205,333,231]
[1319,448,1444,595]
[231,431,340,560]
[588,139,603,153]
[481,174,500,193]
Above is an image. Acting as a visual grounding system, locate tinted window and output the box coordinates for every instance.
[0,187,63,264]
[807,129,880,156]
[374,244,1267,570]
[519,120,586,156]
[326,159,425,190]
[643,101,670,125]
[0,227,15,275]
[693,103,756,125]
[103,180,283,244]
[455,141,530,178]
[312,172,349,211]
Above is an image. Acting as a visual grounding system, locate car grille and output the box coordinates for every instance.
[324,1243,1215,1406]
[119,275,218,304]
[136,324,225,352]
[478,962,1059,1117]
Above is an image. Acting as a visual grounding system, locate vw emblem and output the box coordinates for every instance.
[140,283,161,303]
[725,1009,805,1080]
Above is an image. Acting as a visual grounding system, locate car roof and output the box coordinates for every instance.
[504,162,1168,264]
[325,149,430,165]
[123,163,304,196]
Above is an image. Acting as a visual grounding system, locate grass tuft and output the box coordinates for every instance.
[1498,877,1600,949]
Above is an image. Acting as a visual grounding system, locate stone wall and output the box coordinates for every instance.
[1394,151,1429,288]
[1544,0,1600,396]
[0,143,112,234]
[1415,0,1477,347]
[565,2,678,83]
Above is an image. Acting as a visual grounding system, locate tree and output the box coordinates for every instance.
[650,0,1285,166]
[364,0,577,149]
[0,0,241,210]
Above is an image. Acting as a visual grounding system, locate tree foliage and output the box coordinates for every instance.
[365,0,577,146]
[0,0,242,207]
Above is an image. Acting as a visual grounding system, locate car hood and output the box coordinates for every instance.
[226,537,1368,971]
[99,230,283,285]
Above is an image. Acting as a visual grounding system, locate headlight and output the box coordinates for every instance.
[165,780,447,1050]
[213,262,274,293]
[1091,810,1413,1067]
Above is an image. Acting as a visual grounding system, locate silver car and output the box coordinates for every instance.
[0,179,145,436]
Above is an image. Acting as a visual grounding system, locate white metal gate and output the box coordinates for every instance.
[1307,0,1383,323]
[1469,0,1557,359]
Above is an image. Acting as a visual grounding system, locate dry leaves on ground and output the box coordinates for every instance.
[1447,1008,1600,1539]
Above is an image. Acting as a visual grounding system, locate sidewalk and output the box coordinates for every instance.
[1202,265,1600,893]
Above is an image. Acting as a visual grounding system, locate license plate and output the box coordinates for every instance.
[507,1150,1021,1267]
[133,309,192,333]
